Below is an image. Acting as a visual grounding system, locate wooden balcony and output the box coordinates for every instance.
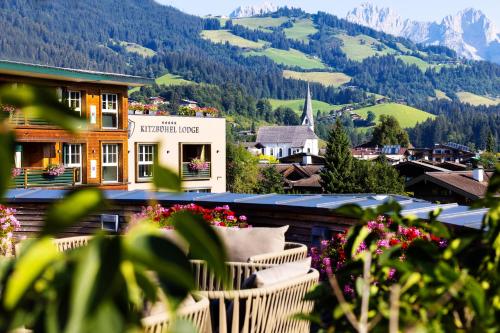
[11,167,77,189]
[8,111,52,126]
[181,162,211,180]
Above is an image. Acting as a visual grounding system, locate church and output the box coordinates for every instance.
[255,84,319,158]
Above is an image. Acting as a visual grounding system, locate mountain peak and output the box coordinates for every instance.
[345,3,500,63]
[229,2,279,19]
[346,3,411,37]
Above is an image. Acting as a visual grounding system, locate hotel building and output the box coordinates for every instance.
[127,114,226,193]
[0,60,152,190]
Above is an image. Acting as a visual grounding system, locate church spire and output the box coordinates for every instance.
[301,83,314,132]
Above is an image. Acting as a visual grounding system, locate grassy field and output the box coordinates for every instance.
[245,47,326,69]
[434,89,451,101]
[116,41,156,57]
[129,73,192,94]
[336,33,397,61]
[354,103,436,128]
[456,92,500,106]
[282,70,351,87]
[201,30,266,49]
[232,17,288,32]
[283,18,318,43]
[397,55,432,71]
[268,98,344,115]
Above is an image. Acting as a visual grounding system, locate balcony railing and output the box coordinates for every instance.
[181,162,211,180]
[8,111,53,126]
[11,167,77,189]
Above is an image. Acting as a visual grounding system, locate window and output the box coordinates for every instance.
[63,144,82,184]
[270,148,274,156]
[67,91,81,115]
[102,144,119,182]
[137,144,156,181]
[278,148,283,158]
[181,144,211,179]
[184,188,211,193]
[102,93,118,129]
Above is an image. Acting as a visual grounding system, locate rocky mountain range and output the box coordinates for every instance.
[229,2,279,19]
[346,3,500,64]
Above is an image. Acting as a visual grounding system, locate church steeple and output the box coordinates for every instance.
[301,83,314,132]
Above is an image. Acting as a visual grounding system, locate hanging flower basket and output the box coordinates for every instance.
[188,158,209,172]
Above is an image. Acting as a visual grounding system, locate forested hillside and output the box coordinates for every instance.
[0,0,498,148]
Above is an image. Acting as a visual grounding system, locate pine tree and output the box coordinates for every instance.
[320,119,355,193]
[256,166,285,194]
[371,115,410,147]
[486,132,497,153]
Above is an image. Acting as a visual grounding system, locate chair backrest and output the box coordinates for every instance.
[202,269,319,333]
[14,236,93,256]
[248,242,308,265]
[53,236,93,252]
[191,260,274,292]
[142,295,211,333]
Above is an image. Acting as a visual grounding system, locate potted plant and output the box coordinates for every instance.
[188,158,209,172]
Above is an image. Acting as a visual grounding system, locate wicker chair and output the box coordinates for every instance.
[142,295,211,333]
[248,242,308,265]
[52,235,93,252]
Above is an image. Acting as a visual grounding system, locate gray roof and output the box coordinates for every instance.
[256,126,318,147]
[4,189,487,230]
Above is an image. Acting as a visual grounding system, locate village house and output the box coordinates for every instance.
[1,60,152,190]
[405,167,492,205]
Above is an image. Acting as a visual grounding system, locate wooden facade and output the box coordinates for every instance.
[1,61,152,189]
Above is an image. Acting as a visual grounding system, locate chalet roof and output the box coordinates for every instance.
[407,171,493,200]
[292,174,322,188]
[0,60,153,87]
[256,126,318,147]
[395,160,450,173]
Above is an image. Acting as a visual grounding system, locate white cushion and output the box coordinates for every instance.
[162,229,189,254]
[254,258,311,288]
[214,226,289,262]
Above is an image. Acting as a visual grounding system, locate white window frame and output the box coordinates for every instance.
[102,144,119,183]
[137,144,156,182]
[67,91,82,115]
[63,143,82,184]
[102,93,118,129]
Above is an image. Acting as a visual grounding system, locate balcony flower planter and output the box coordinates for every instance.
[43,164,66,178]
[187,158,209,172]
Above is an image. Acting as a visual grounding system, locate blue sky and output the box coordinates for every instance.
[156,0,500,25]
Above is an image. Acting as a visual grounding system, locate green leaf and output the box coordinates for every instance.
[171,211,228,286]
[167,318,197,333]
[123,227,194,308]
[351,226,370,258]
[0,130,15,201]
[65,237,102,333]
[43,188,105,235]
[0,85,84,133]
[153,163,181,192]
[4,237,61,310]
